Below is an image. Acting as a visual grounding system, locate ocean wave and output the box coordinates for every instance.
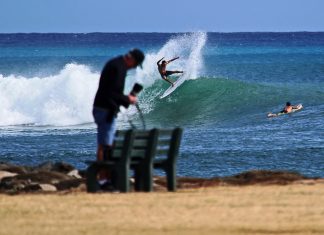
[137,77,324,127]
[0,32,208,127]
[2,31,322,128]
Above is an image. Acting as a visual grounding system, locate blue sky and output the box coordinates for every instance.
[0,0,323,33]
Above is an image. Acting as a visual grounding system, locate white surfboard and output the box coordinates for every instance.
[160,75,186,99]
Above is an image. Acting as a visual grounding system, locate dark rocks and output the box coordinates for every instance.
[35,161,75,174]
[0,161,85,194]
[161,170,311,189]
[0,162,316,195]
[222,170,308,185]
[7,171,72,184]
[0,162,29,174]
[54,178,85,191]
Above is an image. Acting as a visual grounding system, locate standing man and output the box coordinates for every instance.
[157,56,183,86]
[93,49,145,164]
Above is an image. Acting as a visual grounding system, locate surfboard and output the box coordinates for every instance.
[160,75,186,99]
[267,104,303,118]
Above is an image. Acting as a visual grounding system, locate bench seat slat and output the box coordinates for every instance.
[133,139,150,148]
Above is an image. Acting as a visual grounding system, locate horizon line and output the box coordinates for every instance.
[0,31,324,34]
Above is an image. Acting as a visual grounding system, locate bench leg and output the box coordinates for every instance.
[166,165,177,191]
[115,166,130,193]
[86,164,100,193]
[133,165,153,192]
[134,167,143,191]
[142,165,153,192]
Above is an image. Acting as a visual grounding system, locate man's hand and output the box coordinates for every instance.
[128,94,137,104]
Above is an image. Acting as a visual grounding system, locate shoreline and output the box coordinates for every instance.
[1,161,323,195]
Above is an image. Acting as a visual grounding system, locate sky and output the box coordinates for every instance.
[0,0,323,33]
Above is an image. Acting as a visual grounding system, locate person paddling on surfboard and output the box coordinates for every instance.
[157,56,183,87]
[280,102,300,114]
[267,102,302,117]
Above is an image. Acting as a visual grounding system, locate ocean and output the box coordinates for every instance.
[0,32,323,178]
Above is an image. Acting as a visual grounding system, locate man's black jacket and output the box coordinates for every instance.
[93,56,130,113]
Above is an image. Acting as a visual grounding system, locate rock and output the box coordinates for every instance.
[34,161,75,174]
[67,169,82,179]
[78,169,87,178]
[39,184,57,192]
[222,170,307,185]
[24,183,42,192]
[20,183,57,192]
[0,163,29,174]
[0,161,81,194]
[0,171,17,181]
[1,170,73,186]
[54,178,85,191]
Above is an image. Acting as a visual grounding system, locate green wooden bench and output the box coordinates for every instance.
[133,128,183,192]
[86,128,183,193]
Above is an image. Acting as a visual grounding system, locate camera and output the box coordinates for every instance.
[130,83,143,96]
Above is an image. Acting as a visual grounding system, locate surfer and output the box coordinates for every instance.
[280,102,299,114]
[267,102,302,117]
[157,56,183,86]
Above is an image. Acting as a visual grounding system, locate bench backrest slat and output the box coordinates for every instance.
[132,129,159,161]
[111,130,135,161]
[133,139,150,148]
[155,128,182,162]
[130,149,146,158]
[113,128,182,162]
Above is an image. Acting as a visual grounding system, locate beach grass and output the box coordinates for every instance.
[1,183,324,235]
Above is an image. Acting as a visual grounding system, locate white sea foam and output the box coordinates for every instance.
[0,64,98,126]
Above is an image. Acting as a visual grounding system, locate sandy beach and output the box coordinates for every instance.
[1,180,324,235]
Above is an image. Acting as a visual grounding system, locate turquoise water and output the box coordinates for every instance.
[0,32,323,177]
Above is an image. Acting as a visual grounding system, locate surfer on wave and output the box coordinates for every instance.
[157,56,183,86]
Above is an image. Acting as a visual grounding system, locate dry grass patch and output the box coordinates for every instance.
[1,183,324,235]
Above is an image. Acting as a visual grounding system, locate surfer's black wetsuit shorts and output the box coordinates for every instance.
[161,71,176,77]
